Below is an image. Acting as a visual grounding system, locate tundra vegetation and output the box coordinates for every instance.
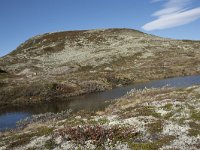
[1,28,200,108]
[0,28,200,149]
[0,86,200,149]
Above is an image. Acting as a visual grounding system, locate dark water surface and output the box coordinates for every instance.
[1,75,200,131]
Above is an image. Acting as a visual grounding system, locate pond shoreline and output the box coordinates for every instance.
[1,74,200,131]
[1,83,200,149]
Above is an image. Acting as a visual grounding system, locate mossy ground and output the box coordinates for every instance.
[1,85,200,149]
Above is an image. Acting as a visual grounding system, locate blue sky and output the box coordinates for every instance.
[0,0,200,57]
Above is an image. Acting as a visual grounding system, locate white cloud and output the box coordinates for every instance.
[153,7,183,17]
[142,0,200,31]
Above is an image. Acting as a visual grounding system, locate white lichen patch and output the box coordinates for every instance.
[156,108,169,116]
[54,136,63,145]
[161,135,200,150]
[123,117,150,133]
[53,141,75,150]
[162,121,189,136]
[15,135,51,150]
[0,146,6,150]
[140,51,154,59]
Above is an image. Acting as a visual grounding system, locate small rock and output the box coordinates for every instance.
[55,136,63,145]
[104,67,113,71]
[89,70,97,73]
[75,116,81,119]
[83,118,88,122]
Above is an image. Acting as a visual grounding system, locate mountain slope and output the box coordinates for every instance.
[0,28,148,75]
[0,28,200,108]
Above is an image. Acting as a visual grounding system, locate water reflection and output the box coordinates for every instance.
[1,75,200,131]
[0,112,29,131]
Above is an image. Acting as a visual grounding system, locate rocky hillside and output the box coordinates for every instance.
[0,28,200,108]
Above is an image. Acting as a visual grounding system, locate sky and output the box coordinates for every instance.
[0,0,200,57]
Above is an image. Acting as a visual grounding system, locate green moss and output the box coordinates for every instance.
[97,118,109,125]
[121,106,162,119]
[128,135,175,150]
[44,139,57,149]
[57,121,65,126]
[188,129,200,137]
[36,126,54,136]
[95,146,105,150]
[66,118,85,126]
[8,135,32,148]
[77,145,82,150]
[87,119,98,125]
[136,106,161,118]
[176,107,184,114]
[177,118,186,125]
[0,74,7,80]
[190,110,200,121]
[112,129,139,143]
[27,148,36,150]
[110,129,140,147]
[189,122,200,129]
[163,112,174,120]
[195,94,200,99]
[78,65,93,72]
[129,142,157,150]
[7,126,53,148]
[147,120,163,134]
[188,122,200,137]
[156,135,176,147]
[162,103,173,111]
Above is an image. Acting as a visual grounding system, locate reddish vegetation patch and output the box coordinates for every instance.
[57,125,137,145]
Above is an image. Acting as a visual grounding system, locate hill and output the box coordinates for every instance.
[0,28,200,108]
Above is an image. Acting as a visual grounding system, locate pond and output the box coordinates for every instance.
[1,75,200,131]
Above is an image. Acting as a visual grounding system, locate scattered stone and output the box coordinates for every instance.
[104,67,113,71]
